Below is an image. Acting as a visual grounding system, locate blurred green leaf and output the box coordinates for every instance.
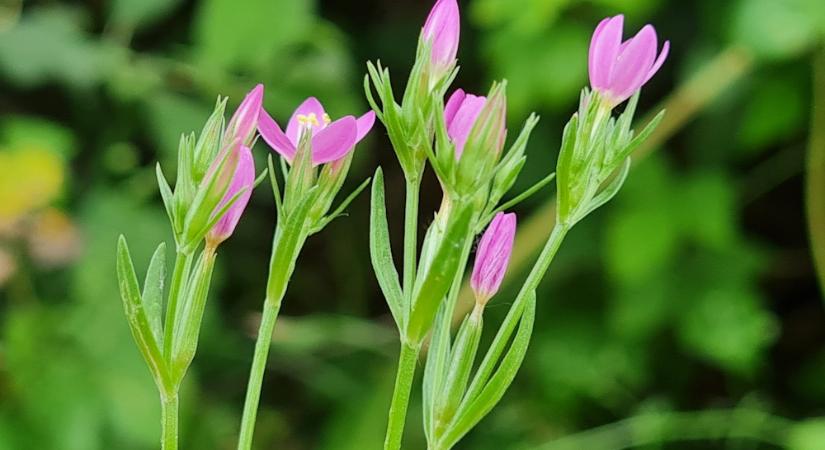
[732,0,825,61]
[109,0,182,30]
[738,72,806,152]
[678,284,778,374]
[0,7,117,88]
[787,418,825,450]
[193,0,314,71]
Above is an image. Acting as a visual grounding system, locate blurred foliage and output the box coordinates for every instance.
[0,0,824,449]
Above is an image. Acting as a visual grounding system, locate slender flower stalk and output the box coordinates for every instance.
[588,15,669,107]
[470,212,516,304]
[237,97,373,450]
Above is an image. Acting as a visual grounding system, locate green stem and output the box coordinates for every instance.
[384,341,421,450]
[403,178,421,303]
[237,299,283,450]
[163,251,192,359]
[457,223,569,418]
[161,392,179,450]
[806,46,825,296]
[237,225,306,450]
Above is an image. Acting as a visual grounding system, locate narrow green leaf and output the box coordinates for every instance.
[369,168,404,329]
[312,176,371,233]
[615,109,665,164]
[265,186,318,303]
[406,201,474,343]
[440,293,536,449]
[485,172,556,230]
[116,236,169,389]
[268,154,284,219]
[142,242,167,345]
[574,157,631,224]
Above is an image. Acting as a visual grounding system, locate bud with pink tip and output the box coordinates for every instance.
[471,212,517,304]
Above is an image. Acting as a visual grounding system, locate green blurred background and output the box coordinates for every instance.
[2,0,825,448]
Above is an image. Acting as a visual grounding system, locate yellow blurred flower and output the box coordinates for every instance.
[0,145,65,223]
[27,208,82,268]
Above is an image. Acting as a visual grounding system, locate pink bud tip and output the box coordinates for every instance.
[444,89,487,158]
[226,84,264,146]
[207,145,256,245]
[588,15,669,107]
[423,0,460,76]
[471,212,517,303]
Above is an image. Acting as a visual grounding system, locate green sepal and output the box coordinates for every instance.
[433,308,483,439]
[142,242,167,346]
[156,164,178,235]
[266,186,318,303]
[312,176,371,234]
[423,301,453,442]
[369,168,404,329]
[116,236,170,392]
[268,154,284,220]
[193,97,228,183]
[406,201,474,343]
[170,248,217,383]
[180,139,240,252]
[572,157,631,223]
[438,292,536,449]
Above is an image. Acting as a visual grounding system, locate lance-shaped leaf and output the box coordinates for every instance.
[406,201,474,343]
[369,168,404,328]
[142,242,167,345]
[116,236,169,390]
[438,292,536,449]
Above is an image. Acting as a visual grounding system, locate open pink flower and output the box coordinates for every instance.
[444,89,487,158]
[471,212,517,303]
[589,15,669,107]
[258,97,374,166]
[225,84,264,147]
[423,0,460,77]
[207,145,255,246]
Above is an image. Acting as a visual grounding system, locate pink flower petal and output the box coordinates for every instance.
[589,15,624,90]
[311,116,358,165]
[447,93,486,158]
[608,24,657,103]
[356,111,376,143]
[258,108,296,162]
[423,0,460,69]
[444,89,466,127]
[226,84,264,145]
[286,97,327,147]
[208,145,256,244]
[642,40,670,85]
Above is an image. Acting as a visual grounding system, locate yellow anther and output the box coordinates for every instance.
[322,113,331,125]
[297,113,320,127]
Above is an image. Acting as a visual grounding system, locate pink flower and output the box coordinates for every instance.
[257,97,374,166]
[225,84,264,146]
[471,212,517,303]
[422,0,460,77]
[207,145,256,246]
[588,15,669,107]
[444,89,487,158]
